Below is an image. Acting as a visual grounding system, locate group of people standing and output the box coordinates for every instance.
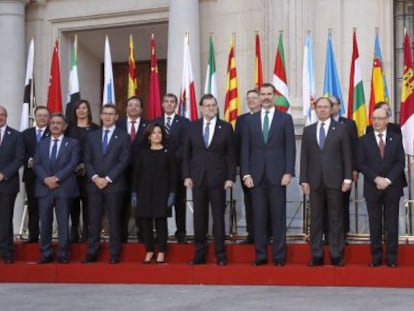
[0,81,406,268]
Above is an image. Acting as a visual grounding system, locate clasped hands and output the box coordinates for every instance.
[44,176,59,189]
[374,176,391,190]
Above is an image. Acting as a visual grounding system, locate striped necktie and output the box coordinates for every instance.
[165,116,171,136]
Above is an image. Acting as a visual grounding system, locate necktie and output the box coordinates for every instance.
[378,133,385,158]
[130,121,136,142]
[165,117,171,136]
[319,122,326,150]
[263,111,269,144]
[50,139,58,171]
[102,129,109,153]
[36,129,42,142]
[204,122,210,148]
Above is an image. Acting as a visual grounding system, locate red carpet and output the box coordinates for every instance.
[1,242,414,287]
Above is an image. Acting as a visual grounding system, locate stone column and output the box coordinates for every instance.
[0,0,28,236]
[167,0,201,100]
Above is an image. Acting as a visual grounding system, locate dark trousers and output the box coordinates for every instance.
[38,195,71,259]
[142,217,167,252]
[0,193,16,260]
[25,181,39,240]
[366,192,400,264]
[70,177,89,241]
[310,183,344,260]
[251,182,286,261]
[120,191,132,242]
[174,181,187,240]
[192,179,226,261]
[87,191,122,259]
[323,190,351,242]
[241,181,254,239]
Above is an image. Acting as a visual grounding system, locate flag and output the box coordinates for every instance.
[368,31,387,122]
[20,38,35,131]
[102,35,115,105]
[148,34,162,120]
[224,34,240,128]
[272,32,290,112]
[66,35,80,123]
[128,35,138,97]
[347,30,368,137]
[204,35,218,99]
[179,33,198,121]
[400,30,414,156]
[323,32,345,116]
[302,32,316,125]
[255,33,263,89]
[46,39,63,114]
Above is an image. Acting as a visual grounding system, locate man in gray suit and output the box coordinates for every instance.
[241,83,296,266]
[34,113,80,264]
[300,97,352,266]
[0,105,24,264]
[83,104,130,264]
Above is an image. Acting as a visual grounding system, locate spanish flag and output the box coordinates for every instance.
[128,35,138,97]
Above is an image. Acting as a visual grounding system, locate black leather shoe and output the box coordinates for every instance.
[37,256,53,264]
[216,258,227,266]
[3,258,14,264]
[273,259,285,267]
[252,258,268,266]
[189,258,206,265]
[308,258,324,267]
[331,258,345,266]
[23,238,38,244]
[238,237,254,245]
[109,257,120,264]
[81,256,97,264]
[57,257,69,264]
[368,261,382,267]
[386,261,398,268]
[176,237,188,244]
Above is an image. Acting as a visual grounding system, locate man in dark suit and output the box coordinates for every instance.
[83,104,130,264]
[153,93,190,243]
[358,106,405,268]
[0,105,24,264]
[330,96,359,238]
[300,97,352,266]
[235,89,262,244]
[116,95,148,243]
[183,94,236,266]
[241,83,296,266]
[22,105,50,243]
[34,113,79,264]
[365,102,402,135]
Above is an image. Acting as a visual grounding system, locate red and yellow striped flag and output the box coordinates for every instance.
[128,35,138,97]
[224,35,240,128]
[255,33,263,89]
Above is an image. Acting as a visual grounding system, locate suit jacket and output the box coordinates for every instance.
[300,119,352,191]
[366,122,401,136]
[84,127,130,193]
[22,127,50,182]
[240,110,296,186]
[0,126,24,194]
[183,118,236,187]
[358,131,405,199]
[34,136,80,198]
[152,114,190,165]
[338,116,358,171]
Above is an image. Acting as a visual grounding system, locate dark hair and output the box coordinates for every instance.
[100,103,119,114]
[329,95,341,106]
[50,112,67,123]
[34,105,50,115]
[260,82,276,93]
[375,101,391,117]
[126,95,143,109]
[144,122,167,147]
[199,93,217,106]
[163,93,178,104]
[73,99,93,125]
[246,89,260,96]
[314,96,334,108]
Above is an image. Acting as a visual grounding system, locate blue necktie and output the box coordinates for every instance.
[204,122,210,148]
[36,129,42,142]
[50,139,58,171]
[319,122,326,150]
[263,111,269,144]
[102,129,109,153]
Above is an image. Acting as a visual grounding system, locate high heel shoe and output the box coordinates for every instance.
[143,252,154,264]
[156,252,166,264]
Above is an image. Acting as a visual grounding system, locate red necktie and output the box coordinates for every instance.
[130,121,136,142]
[378,133,385,159]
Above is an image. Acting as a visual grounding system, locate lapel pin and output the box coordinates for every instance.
[65,142,69,147]
[218,125,222,129]
[115,135,118,139]
[7,130,11,135]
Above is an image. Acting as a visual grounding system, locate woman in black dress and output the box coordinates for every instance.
[132,123,176,264]
[66,99,99,242]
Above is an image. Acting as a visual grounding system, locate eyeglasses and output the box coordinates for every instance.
[101,112,117,116]
[372,117,388,121]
